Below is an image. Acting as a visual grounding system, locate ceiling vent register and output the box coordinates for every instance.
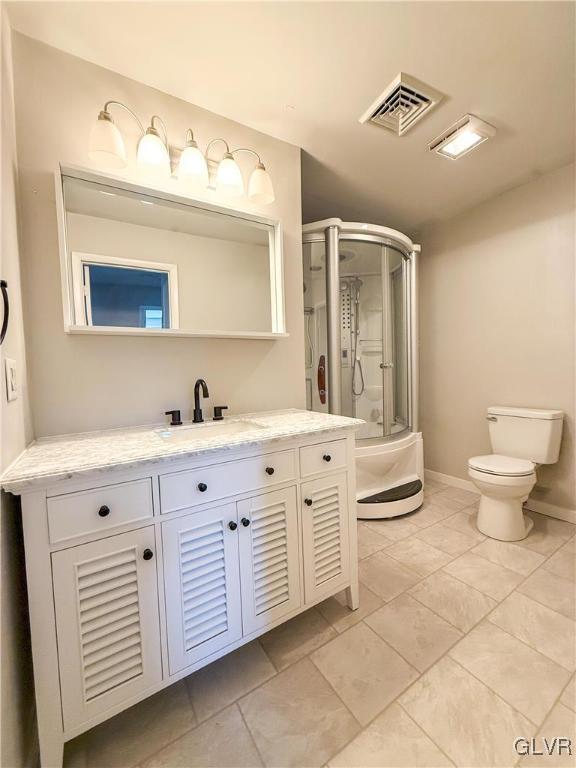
[359,73,444,136]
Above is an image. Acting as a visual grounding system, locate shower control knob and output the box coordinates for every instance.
[323,454,332,462]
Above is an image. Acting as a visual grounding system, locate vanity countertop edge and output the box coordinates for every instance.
[1,409,364,494]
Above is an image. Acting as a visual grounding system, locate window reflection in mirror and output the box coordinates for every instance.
[62,174,280,335]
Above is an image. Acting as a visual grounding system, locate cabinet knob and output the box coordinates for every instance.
[304,498,313,507]
[98,505,110,517]
[228,521,238,531]
[143,548,154,561]
[197,482,208,493]
[241,517,251,527]
[265,466,275,476]
[323,454,332,462]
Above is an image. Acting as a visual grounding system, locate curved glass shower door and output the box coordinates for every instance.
[303,232,411,441]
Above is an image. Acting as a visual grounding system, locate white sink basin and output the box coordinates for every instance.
[158,419,265,444]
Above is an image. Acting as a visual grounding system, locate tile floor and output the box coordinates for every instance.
[65,482,576,768]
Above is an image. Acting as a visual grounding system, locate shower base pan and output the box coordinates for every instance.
[355,431,424,519]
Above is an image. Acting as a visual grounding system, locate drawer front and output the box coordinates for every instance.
[47,479,154,544]
[300,439,347,478]
[160,450,297,514]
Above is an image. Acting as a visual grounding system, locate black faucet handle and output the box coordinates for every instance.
[165,410,182,426]
[213,405,229,421]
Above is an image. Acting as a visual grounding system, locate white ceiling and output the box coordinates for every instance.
[7,1,575,237]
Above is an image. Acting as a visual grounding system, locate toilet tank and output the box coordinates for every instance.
[487,406,564,464]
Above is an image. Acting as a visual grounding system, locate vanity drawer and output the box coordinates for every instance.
[300,439,347,478]
[159,449,297,514]
[47,478,154,544]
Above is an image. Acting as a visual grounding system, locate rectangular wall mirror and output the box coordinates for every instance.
[56,166,286,338]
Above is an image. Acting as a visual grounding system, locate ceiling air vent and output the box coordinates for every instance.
[359,73,444,136]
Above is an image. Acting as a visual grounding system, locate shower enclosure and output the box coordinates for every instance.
[302,219,423,518]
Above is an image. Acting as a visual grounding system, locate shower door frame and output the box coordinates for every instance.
[302,220,419,439]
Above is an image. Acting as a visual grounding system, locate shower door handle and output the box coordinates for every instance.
[0,280,8,346]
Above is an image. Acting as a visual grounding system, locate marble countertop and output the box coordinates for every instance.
[1,409,364,493]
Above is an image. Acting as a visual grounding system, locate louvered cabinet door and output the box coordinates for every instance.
[238,487,301,635]
[162,504,242,674]
[301,473,351,604]
[52,527,162,732]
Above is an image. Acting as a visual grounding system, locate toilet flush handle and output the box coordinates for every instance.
[486,416,498,422]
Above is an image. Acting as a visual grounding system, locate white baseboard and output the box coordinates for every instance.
[424,469,478,494]
[523,498,576,525]
[425,468,576,524]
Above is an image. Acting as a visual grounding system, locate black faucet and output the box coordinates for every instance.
[193,379,209,423]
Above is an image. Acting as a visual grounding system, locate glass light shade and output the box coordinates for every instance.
[248,163,275,204]
[88,114,127,169]
[177,144,209,185]
[137,129,171,178]
[216,153,244,197]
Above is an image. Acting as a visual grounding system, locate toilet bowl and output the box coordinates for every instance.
[468,406,563,542]
[468,455,536,541]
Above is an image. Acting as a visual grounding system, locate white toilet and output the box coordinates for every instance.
[468,406,564,541]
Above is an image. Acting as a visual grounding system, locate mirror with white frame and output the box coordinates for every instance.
[56,167,286,338]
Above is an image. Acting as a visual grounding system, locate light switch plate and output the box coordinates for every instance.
[5,358,17,402]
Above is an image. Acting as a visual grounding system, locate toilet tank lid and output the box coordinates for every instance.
[488,406,564,420]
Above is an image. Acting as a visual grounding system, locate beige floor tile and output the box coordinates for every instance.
[386,537,453,576]
[259,607,336,671]
[472,538,546,576]
[186,640,276,722]
[560,675,575,711]
[316,582,383,633]
[408,500,456,529]
[82,681,196,767]
[415,523,479,556]
[359,551,421,602]
[400,656,534,767]
[519,513,575,556]
[518,568,576,619]
[310,622,418,725]
[366,594,463,671]
[443,511,486,542]
[430,487,479,512]
[239,658,360,767]
[450,621,570,725]
[443,551,523,600]
[328,703,453,767]
[409,571,496,632]
[357,522,393,559]
[519,703,576,767]
[544,548,575,583]
[423,479,449,496]
[489,592,576,670]
[363,516,419,541]
[141,704,262,768]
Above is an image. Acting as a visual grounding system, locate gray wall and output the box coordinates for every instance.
[13,33,304,437]
[420,163,575,512]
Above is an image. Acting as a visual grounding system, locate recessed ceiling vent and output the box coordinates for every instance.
[359,73,444,136]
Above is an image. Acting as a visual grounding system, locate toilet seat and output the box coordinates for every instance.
[468,454,535,477]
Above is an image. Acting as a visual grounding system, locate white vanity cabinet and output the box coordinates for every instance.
[2,413,361,768]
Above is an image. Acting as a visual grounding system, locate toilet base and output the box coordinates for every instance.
[476,495,534,541]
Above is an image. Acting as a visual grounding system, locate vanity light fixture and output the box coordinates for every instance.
[88,101,144,169]
[136,116,171,178]
[429,114,496,159]
[177,129,209,185]
[88,100,275,203]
